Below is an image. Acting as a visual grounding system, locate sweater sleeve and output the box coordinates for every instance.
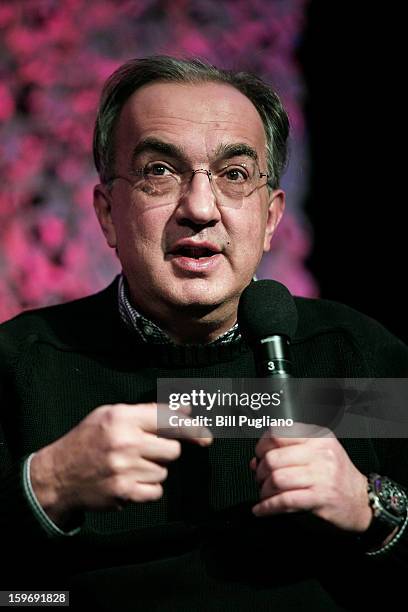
[0,321,83,544]
[0,411,80,544]
[0,452,69,540]
[348,312,408,566]
[23,453,81,536]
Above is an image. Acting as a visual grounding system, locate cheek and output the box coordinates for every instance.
[228,211,267,256]
[117,209,170,267]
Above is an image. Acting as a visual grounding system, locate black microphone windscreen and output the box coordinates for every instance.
[238,279,298,341]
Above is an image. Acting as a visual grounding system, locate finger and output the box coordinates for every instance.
[121,403,190,434]
[113,472,166,509]
[255,424,331,451]
[111,403,212,449]
[252,488,315,517]
[259,467,313,499]
[124,403,161,434]
[128,404,207,443]
[255,444,310,482]
[255,432,305,460]
[109,480,164,507]
[159,413,213,447]
[128,482,164,503]
[270,422,333,439]
[128,457,169,484]
[178,404,192,415]
[161,402,192,416]
[255,423,334,459]
[139,433,182,462]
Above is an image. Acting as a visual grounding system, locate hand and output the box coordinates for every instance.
[250,423,372,533]
[30,402,212,527]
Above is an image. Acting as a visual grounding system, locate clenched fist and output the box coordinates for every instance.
[250,424,372,533]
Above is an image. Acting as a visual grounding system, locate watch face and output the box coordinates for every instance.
[376,477,407,517]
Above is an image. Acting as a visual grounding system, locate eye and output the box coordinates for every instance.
[222,166,249,182]
[143,163,174,177]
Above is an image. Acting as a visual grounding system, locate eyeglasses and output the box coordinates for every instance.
[105,160,269,209]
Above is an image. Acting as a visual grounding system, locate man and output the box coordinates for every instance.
[1,56,407,610]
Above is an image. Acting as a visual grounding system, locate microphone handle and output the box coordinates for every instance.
[254,335,296,421]
[256,335,293,377]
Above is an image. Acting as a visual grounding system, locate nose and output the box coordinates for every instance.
[175,169,221,227]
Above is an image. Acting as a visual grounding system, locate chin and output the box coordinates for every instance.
[166,282,238,311]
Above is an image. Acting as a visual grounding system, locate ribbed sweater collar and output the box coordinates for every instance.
[54,275,251,369]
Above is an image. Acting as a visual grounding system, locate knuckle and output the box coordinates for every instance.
[108,474,128,498]
[104,451,124,475]
[264,452,276,470]
[269,469,284,488]
[100,422,144,455]
[130,430,144,454]
[102,426,123,451]
[98,403,120,423]
[93,403,113,417]
[321,446,336,464]
[94,406,122,441]
[272,469,285,488]
[135,402,157,422]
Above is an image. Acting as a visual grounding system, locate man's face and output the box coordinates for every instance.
[94,81,284,327]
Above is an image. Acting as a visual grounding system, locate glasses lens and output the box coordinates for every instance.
[145,175,177,196]
[126,173,180,208]
[213,161,259,208]
[113,160,266,210]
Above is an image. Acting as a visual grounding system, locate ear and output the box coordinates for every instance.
[93,184,117,249]
[263,189,285,252]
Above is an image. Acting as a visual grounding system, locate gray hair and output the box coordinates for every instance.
[93,56,289,189]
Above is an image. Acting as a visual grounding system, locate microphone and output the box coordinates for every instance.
[238,280,298,420]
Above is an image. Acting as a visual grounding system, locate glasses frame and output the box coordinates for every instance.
[105,162,270,202]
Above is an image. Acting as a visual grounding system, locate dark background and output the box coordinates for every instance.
[300,1,405,342]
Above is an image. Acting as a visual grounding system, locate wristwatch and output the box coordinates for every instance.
[359,473,408,551]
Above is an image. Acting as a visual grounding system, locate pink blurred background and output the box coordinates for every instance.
[0,0,317,323]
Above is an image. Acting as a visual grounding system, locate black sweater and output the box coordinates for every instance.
[1,276,408,610]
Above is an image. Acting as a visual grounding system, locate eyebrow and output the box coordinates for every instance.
[130,138,259,168]
[131,138,188,167]
[213,142,259,163]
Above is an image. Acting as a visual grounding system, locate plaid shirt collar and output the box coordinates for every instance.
[117,273,241,346]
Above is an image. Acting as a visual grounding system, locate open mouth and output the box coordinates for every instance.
[168,243,223,272]
[172,246,219,259]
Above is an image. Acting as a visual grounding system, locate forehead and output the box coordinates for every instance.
[114,81,267,164]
